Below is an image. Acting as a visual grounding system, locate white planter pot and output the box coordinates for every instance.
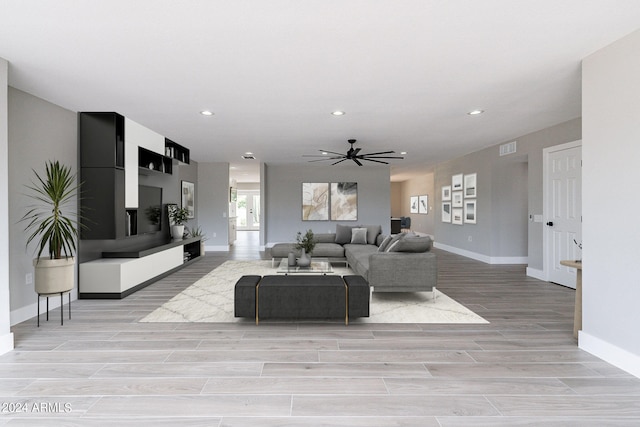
[171,225,185,240]
[33,257,75,295]
[200,241,206,256]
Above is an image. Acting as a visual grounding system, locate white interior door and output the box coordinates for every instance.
[237,190,260,231]
[544,141,582,288]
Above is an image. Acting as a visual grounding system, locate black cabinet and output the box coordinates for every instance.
[79,112,124,168]
[80,168,126,239]
[138,147,173,175]
[165,138,190,164]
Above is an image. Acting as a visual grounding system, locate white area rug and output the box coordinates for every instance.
[140,260,488,324]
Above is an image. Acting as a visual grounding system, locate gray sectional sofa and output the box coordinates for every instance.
[270,225,437,292]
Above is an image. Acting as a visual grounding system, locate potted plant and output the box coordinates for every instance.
[21,161,81,297]
[168,205,189,239]
[187,225,207,255]
[295,229,316,267]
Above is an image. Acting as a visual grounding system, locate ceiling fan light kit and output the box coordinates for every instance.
[303,139,404,166]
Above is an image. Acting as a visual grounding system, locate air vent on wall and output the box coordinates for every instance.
[241,155,256,160]
[499,141,517,156]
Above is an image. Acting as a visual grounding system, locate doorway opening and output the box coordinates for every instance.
[236,189,260,231]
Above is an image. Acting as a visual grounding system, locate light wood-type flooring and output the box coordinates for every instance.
[3,231,640,425]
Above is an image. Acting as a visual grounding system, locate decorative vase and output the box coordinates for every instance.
[171,225,184,240]
[288,252,296,267]
[297,248,311,267]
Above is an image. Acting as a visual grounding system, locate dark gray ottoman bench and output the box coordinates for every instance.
[234,274,369,324]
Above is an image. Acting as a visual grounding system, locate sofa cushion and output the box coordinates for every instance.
[388,236,432,253]
[314,233,337,243]
[385,233,408,252]
[377,235,393,252]
[335,224,354,244]
[313,242,346,258]
[351,227,368,244]
[363,225,382,244]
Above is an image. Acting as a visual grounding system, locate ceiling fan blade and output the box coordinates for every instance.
[362,155,404,159]
[353,158,363,166]
[361,150,395,156]
[332,158,348,165]
[361,158,390,165]
[318,149,346,156]
[302,155,343,158]
[352,148,361,156]
[308,158,342,163]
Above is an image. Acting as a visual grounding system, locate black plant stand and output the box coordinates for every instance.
[37,291,71,327]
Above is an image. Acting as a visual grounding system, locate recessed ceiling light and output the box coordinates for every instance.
[467,109,484,115]
[245,152,253,155]
[331,111,345,116]
[400,151,407,155]
[322,152,328,155]
[200,110,214,116]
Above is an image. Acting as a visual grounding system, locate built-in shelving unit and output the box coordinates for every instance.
[138,147,173,175]
[165,138,190,164]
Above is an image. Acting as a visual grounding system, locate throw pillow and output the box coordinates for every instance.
[384,233,408,252]
[363,225,382,244]
[377,235,393,252]
[335,224,353,244]
[388,236,433,253]
[350,227,368,244]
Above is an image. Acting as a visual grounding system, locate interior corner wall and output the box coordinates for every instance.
[197,162,230,250]
[264,164,391,244]
[7,87,78,325]
[581,28,640,377]
[0,57,13,353]
[390,182,402,217]
[433,118,581,264]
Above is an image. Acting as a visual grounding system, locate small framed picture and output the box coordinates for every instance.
[442,185,451,201]
[464,173,477,198]
[441,202,451,223]
[452,191,463,207]
[452,208,463,225]
[418,195,428,214]
[452,174,463,191]
[464,199,476,224]
[410,196,419,213]
[181,181,195,219]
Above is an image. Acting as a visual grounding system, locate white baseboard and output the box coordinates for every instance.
[434,242,528,265]
[526,267,546,281]
[11,290,77,326]
[579,331,640,379]
[0,332,14,356]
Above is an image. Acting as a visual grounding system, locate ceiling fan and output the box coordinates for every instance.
[303,139,404,166]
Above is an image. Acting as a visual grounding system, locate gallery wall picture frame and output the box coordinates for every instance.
[418,195,428,214]
[302,182,329,220]
[452,174,463,191]
[181,181,195,219]
[442,202,451,223]
[442,185,451,201]
[464,199,477,224]
[452,208,463,225]
[410,196,419,213]
[452,191,463,207]
[464,173,477,198]
[330,182,358,221]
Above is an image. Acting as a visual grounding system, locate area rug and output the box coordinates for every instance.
[140,260,488,324]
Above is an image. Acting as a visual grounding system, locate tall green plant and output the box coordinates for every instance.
[21,161,81,260]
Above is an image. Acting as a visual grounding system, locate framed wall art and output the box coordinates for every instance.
[441,202,451,223]
[181,181,195,219]
[302,182,329,220]
[452,191,463,207]
[442,185,451,201]
[410,196,419,213]
[330,182,357,221]
[452,174,463,191]
[464,199,477,224]
[464,173,477,198]
[452,208,463,225]
[419,195,428,214]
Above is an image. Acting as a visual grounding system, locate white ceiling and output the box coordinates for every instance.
[2,1,640,183]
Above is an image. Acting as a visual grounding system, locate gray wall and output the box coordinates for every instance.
[197,162,231,249]
[264,164,391,244]
[581,28,640,375]
[433,118,581,266]
[8,87,78,321]
[1,58,12,353]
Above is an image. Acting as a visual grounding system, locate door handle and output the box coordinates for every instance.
[546,221,554,226]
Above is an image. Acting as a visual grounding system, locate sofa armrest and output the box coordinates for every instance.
[367,251,437,292]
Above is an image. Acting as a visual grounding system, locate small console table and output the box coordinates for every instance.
[560,260,583,339]
[79,237,201,299]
